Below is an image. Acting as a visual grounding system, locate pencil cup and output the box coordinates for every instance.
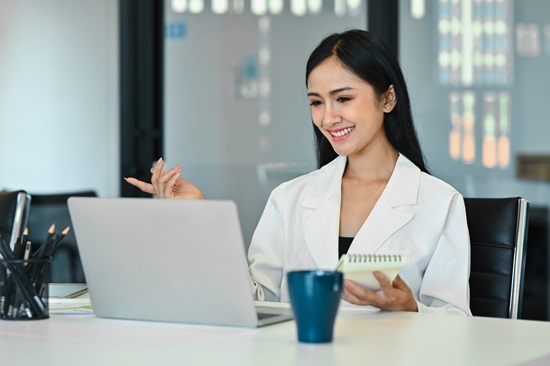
[0,258,50,320]
[287,270,343,343]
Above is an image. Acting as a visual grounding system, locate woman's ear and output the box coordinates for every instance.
[383,85,397,113]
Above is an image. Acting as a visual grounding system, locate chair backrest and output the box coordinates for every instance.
[0,190,30,252]
[26,190,97,282]
[464,197,529,319]
[26,191,97,239]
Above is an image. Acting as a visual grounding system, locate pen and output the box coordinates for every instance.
[64,287,89,299]
[12,228,28,260]
[0,234,11,259]
[23,241,31,260]
[23,240,32,262]
[20,228,28,250]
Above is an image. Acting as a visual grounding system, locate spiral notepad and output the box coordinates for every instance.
[336,253,407,291]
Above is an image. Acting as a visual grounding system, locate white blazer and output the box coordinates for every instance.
[248,154,472,316]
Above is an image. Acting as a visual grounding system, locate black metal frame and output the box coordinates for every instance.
[119,0,164,197]
[368,0,399,58]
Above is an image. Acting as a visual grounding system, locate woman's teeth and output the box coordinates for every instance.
[330,127,354,137]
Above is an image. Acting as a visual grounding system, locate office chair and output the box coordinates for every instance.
[26,190,97,283]
[0,190,30,251]
[464,197,529,319]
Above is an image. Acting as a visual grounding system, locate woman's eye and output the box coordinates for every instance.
[337,97,351,103]
[309,100,322,107]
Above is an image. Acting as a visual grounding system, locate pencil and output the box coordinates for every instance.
[48,226,70,256]
[34,224,55,259]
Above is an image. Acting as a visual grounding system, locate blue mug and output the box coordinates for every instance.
[287,270,343,343]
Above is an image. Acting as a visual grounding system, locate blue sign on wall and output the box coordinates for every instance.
[165,22,187,40]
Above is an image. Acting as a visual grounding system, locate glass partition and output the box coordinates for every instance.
[400,0,550,205]
[164,0,367,245]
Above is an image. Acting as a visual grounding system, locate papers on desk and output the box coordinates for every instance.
[49,283,93,314]
[49,297,93,314]
[49,283,88,298]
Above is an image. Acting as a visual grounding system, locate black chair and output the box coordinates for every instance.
[26,190,97,283]
[464,197,529,319]
[0,190,30,251]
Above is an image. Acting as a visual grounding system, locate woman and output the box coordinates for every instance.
[125,29,472,316]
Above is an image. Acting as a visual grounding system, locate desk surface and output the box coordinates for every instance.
[1,302,550,366]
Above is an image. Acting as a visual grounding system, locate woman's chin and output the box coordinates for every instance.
[331,146,353,157]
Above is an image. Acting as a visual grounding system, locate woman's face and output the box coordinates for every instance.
[307,57,396,159]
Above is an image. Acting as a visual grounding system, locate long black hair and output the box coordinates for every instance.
[306,29,428,173]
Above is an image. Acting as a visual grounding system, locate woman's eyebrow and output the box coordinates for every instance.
[307,87,354,97]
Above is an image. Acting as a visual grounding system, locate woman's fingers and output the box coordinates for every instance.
[342,274,417,312]
[163,165,183,198]
[387,275,418,312]
[342,279,377,306]
[123,177,157,195]
[151,157,165,197]
[390,274,408,291]
[373,271,393,292]
[124,157,192,199]
[153,158,180,198]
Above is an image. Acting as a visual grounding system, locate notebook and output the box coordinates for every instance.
[67,197,293,327]
[336,253,407,291]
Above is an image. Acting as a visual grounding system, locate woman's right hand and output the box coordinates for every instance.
[124,157,205,200]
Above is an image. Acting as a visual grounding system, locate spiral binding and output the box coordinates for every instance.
[346,253,402,263]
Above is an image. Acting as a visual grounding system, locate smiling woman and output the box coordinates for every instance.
[307,58,393,159]
[306,30,427,173]
[126,29,472,316]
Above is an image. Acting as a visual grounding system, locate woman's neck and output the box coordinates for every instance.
[344,145,399,182]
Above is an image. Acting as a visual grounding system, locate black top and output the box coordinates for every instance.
[338,236,354,259]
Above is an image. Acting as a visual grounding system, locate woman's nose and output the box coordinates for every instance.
[322,103,342,127]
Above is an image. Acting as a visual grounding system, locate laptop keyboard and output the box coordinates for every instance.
[257,312,281,320]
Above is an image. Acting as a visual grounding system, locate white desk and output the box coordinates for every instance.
[1,303,550,366]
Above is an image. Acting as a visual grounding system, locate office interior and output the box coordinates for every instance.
[0,0,548,320]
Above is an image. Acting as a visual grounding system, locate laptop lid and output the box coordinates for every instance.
[67,197,292,327]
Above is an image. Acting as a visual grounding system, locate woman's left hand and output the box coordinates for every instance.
[342,272,418,312]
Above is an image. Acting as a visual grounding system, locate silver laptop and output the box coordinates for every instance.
[67,197,292,327]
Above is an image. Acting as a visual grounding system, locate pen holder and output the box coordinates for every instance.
[0,258,50,320]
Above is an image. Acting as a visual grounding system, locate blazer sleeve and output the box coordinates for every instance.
[417,193,473,316]
[247,186,286,302]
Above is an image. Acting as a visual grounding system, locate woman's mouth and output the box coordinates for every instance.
[329,127,354,141]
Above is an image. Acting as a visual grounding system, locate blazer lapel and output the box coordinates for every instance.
[350,154,421,254]
[301,157,347,269]
[300,154,422,266]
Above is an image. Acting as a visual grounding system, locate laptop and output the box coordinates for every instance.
[67,197,293,327]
